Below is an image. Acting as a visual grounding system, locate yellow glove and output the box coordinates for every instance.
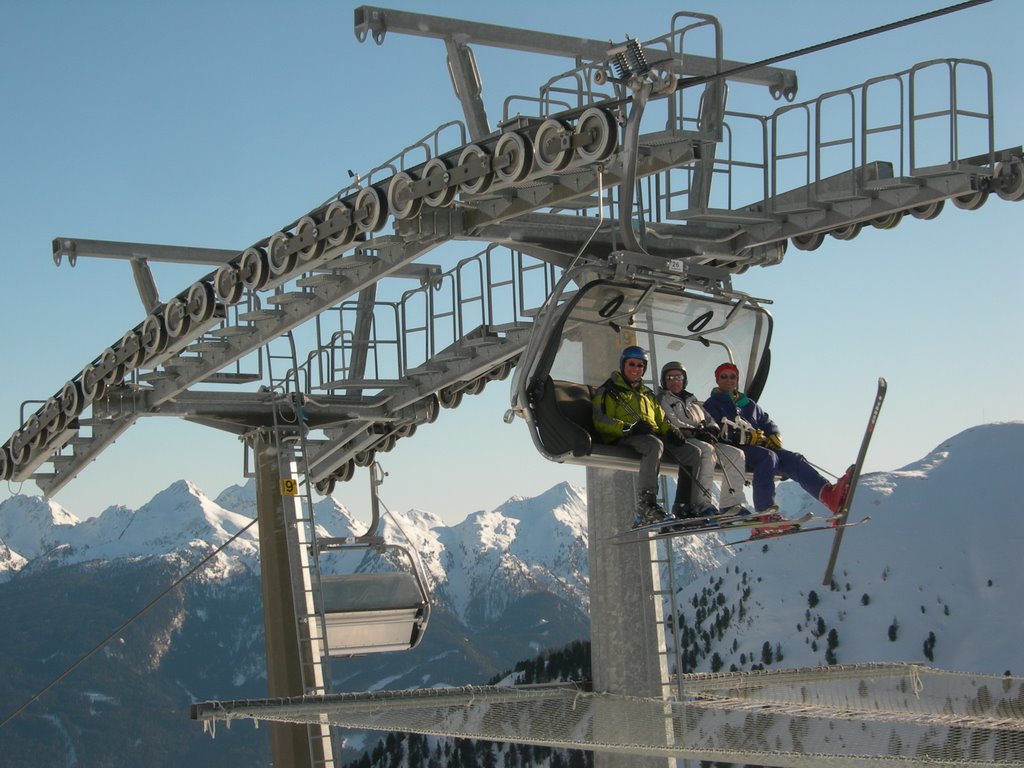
[766,433,783,451]
[747,428,766,446]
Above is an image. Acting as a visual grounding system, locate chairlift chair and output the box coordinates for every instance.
[510,260,774,476]
[314,464,431,656]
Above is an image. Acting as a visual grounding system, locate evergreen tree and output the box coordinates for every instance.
[456,737,476,766]
[827,628,839,651]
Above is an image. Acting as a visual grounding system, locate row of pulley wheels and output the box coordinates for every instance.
[790,158,1024,251]
[2,108,619,481]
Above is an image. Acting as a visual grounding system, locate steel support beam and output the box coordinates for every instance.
[444,39,490,140]
[130,257,162,313]
[51,236,443,282]
[354,5,797,94]
[52,237,237,266]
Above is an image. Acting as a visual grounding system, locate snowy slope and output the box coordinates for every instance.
[671,422,1024,676]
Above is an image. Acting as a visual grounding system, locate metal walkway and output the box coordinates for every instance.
[192,663,1024,767]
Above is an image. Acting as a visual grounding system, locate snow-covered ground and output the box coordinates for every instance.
[669,421,1024,676]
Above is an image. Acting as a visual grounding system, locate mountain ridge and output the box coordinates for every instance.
[0,422,1021,768]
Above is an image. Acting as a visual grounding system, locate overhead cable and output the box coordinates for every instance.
[677,0,994,92]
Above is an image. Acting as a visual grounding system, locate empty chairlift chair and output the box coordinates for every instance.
[314,464,431,656]
[317,557,429,656]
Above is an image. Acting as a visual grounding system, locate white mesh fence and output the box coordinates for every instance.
[194,663,1024,766]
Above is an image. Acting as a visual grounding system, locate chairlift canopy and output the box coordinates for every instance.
[514,276,773,472]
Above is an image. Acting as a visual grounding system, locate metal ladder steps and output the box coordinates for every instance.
[185,338,232,352]
[203,371,263,384]
[160,356,204,369]
[266,291,316,306]
[206,325,258,338]
[314,378,410,390]
[860,176,928,191]
[294,272,355,289]
[670,207,777,223]
[135,370,177,383]
[237,309,285,322]
[306,252,376,274]
[485,320,532,334]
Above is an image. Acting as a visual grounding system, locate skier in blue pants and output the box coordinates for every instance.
[703,362,851,517]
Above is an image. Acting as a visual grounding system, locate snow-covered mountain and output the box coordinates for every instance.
[0,493,78,562]
[669,421,1024,677]
[0,478,609,768]
[1,421,1022,767]
[0,478,607,628]
[2,423,1021,650]
[0,477,697,629]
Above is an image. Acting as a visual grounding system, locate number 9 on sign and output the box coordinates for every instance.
[280,478,298,496]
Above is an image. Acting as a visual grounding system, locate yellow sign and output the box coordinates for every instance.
[279,478,298,496]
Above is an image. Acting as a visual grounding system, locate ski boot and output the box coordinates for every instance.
[720,504,753,517]
[670,500,704,520]
[819,465,855,517]
[632,489,669,529]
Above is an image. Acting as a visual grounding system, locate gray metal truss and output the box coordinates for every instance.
[5,7,1023,504]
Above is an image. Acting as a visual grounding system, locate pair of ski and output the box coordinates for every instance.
[615,509,868,543]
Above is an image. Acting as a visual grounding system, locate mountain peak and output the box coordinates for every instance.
[0,494,80,561]
[496,481,585,520]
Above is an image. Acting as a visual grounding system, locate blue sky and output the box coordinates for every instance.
[1,0,1022,524]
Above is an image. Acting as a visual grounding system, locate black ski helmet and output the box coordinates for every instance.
[619,345,648,373]
[660,361,687,388]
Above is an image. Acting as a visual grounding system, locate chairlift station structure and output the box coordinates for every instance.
[6,5,1024,767]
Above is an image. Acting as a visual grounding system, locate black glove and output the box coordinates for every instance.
[624,420,654,436]
[695,426,718,444]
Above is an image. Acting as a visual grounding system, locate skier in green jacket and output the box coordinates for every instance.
[592,346,701,527]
